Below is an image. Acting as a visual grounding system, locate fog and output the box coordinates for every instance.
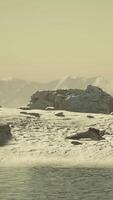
[0,0,113,82]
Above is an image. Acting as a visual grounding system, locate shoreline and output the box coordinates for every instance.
[1,153,113,168]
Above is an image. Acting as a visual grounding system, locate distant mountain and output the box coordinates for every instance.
[40,76,113,96]
[56,76,113,93]
[55,76,113,92]
[0,76,113,107]
[0,78,40,107]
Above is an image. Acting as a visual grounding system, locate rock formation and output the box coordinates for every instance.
[66,85,113,113]
[28,85,113,114]
[28,89,82,110]
[0,124,12,146]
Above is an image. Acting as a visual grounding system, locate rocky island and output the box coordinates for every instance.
[0,85,113,167]
[29,85,113,114]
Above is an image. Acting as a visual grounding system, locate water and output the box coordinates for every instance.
[0,166,113,200]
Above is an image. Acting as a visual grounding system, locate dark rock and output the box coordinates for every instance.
[66,85,113,114]
[28,113,40,117]
[20,111,40,117]
[28,89,82,110]
[71,141,82,145]
[66,128,105,141]
[28,85,113,114]
[20,111,28,115]
[0,124,12,146]
[87,115,95,118]
[55,112,65,117]
[19,106,30,110]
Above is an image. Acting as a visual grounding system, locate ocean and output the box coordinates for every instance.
[0,166,113,200]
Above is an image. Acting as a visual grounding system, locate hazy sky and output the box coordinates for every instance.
[0,0,113,82]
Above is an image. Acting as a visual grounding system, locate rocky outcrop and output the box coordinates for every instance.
[28,85,113,114]
[28,89,82,110]
[0,124,12,146]
[66,85,113,113]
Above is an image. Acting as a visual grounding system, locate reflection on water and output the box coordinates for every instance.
[0,166,113,200]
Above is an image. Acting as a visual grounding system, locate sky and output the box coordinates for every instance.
[0,0,113,82]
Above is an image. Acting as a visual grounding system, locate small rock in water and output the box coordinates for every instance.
[0,124,12,146]
[71,141,82,145]
[55,112,65,117]
[19,106,30,110]
[20,112,40,117]
[28,113,40,117]
[20,111,27,115]
[87,115,95,118]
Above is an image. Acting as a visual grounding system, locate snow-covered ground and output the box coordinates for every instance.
[1,108,113,167]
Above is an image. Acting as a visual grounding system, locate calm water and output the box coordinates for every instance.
[0,166,113,200]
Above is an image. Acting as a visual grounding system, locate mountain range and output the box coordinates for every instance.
[0,76,113,107]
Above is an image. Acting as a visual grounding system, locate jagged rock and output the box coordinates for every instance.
[28,89,82,110]
[66,128,105,141]
[55,112,65,117]
[66,85,113,114]
[0,124,12,146]
[28,85,113,114]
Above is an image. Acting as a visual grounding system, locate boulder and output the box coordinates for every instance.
[66,128,105,141]
[0,124,12,146]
